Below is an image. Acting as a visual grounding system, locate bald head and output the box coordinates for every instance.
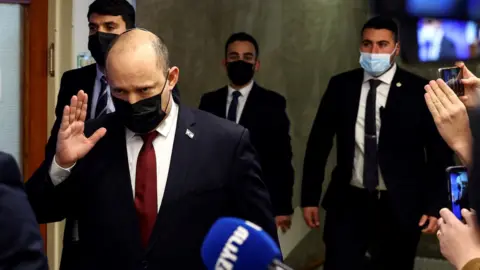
[106,28,170,73]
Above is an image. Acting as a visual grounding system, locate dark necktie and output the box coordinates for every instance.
[364,79,381,192]
[95,76,108,118]
[227,91,242,122]
[135,131,158,247]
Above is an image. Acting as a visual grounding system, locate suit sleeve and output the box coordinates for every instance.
[423,88,455,217]
[26,72,76,223]
[301,77,338,207]
[230,129,279,244]
[0,153,49,270]
[267,97,294,216]
[198,94,208,111]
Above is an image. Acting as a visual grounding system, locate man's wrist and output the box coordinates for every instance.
[452,139,472,166]
[54,155,75,169]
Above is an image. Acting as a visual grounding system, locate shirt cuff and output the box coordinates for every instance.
[49,155,75,186]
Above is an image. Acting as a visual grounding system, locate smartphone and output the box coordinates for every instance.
[446,166,469,220]
[438,67,464,96]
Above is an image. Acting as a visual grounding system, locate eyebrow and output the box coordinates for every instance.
[362,39,390,44]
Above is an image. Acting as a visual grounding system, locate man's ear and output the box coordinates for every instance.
[167,66,180,87]
[254,60,260,72]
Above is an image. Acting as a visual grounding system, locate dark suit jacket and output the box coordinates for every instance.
[199,83,294,216]
[26,105,277,269]
[301,67,454,228]
[440,37,457,60]
[0,152,48,270]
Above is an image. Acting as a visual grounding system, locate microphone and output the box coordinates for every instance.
[380,106,385,120]
[201,217,294,270]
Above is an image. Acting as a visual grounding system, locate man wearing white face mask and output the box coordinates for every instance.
[301,16,454,270]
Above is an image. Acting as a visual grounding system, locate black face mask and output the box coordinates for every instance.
[88,32,118,67]
[226,60,255,86]
[112,75,170,134]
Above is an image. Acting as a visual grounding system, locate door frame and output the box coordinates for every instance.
[0,0,49,249]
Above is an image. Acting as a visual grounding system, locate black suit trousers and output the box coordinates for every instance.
[323,187,421,270]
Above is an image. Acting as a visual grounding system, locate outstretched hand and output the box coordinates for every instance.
[55,90,107,168]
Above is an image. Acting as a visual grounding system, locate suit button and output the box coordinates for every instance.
[142,260,148,269]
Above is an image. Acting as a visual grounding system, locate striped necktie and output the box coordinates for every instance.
[95,76,108,118]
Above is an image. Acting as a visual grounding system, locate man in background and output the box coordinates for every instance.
[199,32,295,232]
[419,19,456,61]
[301,16,453,269]
[0,151,48,270]
[28,0,135,269]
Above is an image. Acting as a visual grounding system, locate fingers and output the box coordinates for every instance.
[424,93,441,121]
[87,127,107,146]
[436,79,462,104]
[69,95,78,124]
[462,209,477,228]
[461,63,475,79]
[60,105,71,132]
[425,84,449,120]
[423,217,439,233]
[419,215,428,226]
[440,208,462,226]
[461,77,480,87]
[430,80,455,107]
[75,91,84,120]
[79,93,89,122]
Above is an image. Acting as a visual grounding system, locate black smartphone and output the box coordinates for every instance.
[446,166,469,220]
[438,67,464,96]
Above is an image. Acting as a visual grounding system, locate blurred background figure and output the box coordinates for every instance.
[418,19,456,61]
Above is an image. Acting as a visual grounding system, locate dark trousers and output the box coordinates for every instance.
[323,187,421,270]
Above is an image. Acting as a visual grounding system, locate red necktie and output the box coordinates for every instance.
[135,131,158,247]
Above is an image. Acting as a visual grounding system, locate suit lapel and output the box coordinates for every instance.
[147,105,196,252]
[216,87,228,118]
[81,65,97,120]
[238,83,260,126]
[102,115,143,248]
[346,70,365,130]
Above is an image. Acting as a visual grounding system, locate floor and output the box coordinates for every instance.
[315,257,454,270]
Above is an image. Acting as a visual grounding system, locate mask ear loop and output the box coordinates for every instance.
[161,69,172,113]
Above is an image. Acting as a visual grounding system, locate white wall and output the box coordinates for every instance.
[72,0,136,68]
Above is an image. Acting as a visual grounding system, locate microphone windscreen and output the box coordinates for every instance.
[201,217,281,270]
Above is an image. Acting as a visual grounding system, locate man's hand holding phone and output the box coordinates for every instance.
[455,62,480,109]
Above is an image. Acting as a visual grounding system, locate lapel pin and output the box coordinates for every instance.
[186,129,194,139]
[396,82,402,87]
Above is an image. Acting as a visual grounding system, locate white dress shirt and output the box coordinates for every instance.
[49,95,178,212]
[351,64,397,191]
[89,65,116,119]
[226,80,254,123]
[419,29,444,62]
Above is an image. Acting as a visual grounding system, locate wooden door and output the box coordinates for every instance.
[0,0,49,249]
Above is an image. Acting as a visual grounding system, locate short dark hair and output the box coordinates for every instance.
[361,16,399,42]
[225,32,260,58]
[87,0,136,29]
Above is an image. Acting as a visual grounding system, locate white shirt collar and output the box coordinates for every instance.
[363,63,397,85]
[227,80,254,98]
[96,64,105,81]
[125,95,178,139]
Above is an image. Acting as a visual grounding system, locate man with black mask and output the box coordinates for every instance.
[26,1,134,269]
[26,29,277,269]
[199,32,295,232]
